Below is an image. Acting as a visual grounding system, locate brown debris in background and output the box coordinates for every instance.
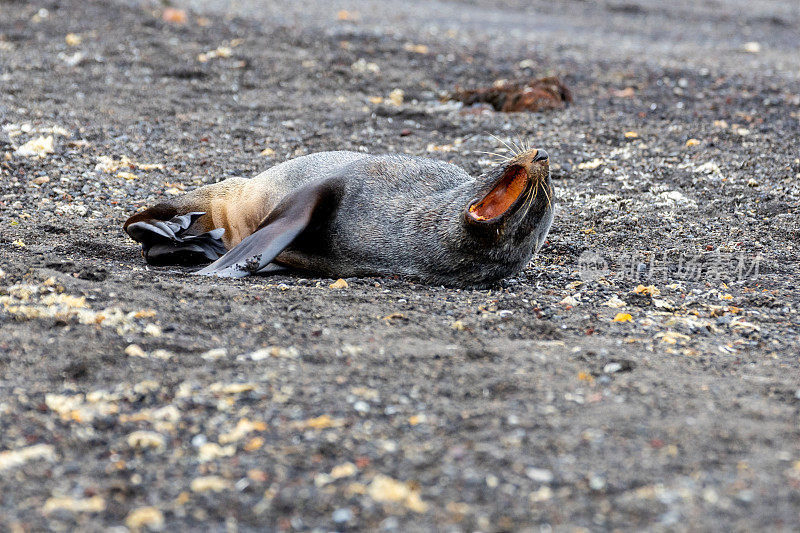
[448,76,573,113]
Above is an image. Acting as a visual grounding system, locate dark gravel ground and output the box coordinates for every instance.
[1,0,800,531]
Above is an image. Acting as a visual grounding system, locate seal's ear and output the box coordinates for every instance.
[195,177,341,278]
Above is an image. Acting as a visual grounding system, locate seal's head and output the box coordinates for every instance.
[465,147,554,252]
[428,146,556,286]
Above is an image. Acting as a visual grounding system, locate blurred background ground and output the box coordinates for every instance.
[1,0,799,531]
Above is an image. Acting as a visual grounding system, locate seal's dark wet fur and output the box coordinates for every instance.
[124,149,554,287]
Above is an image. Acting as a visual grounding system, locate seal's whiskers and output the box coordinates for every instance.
[508,137,525,156]
[473,151,513,162]
[520,176,539,217]
[488,133,520,157]
[540,180,553,209]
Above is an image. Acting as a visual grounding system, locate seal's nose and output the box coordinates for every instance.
[533,149,549,162]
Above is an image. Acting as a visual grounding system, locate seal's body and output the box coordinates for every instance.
[124,148,554,287]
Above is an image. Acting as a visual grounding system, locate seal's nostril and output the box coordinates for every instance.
[533,149,549,162]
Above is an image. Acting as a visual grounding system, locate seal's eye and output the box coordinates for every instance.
[468,166,528,222]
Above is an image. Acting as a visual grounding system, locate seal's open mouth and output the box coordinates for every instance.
[467,165,529,222]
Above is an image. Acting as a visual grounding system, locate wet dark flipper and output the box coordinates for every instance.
[196,177,340,278]
[126,212,227,266]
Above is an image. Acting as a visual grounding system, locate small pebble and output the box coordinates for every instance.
[330,278,348,289]
[332,507,353,523]
[589,475,606,491]
[525,467,554,484]
[125,506,165,531]
[200,348,227,361]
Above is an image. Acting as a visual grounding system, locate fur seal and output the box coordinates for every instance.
[123,147,554,287]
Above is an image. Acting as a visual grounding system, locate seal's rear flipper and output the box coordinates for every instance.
[196,178,339,278]
[126,212,227,266]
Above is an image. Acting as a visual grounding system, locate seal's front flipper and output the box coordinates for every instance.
[196,178,340,278]
[255,263,290,275]
[126,212,227,266]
